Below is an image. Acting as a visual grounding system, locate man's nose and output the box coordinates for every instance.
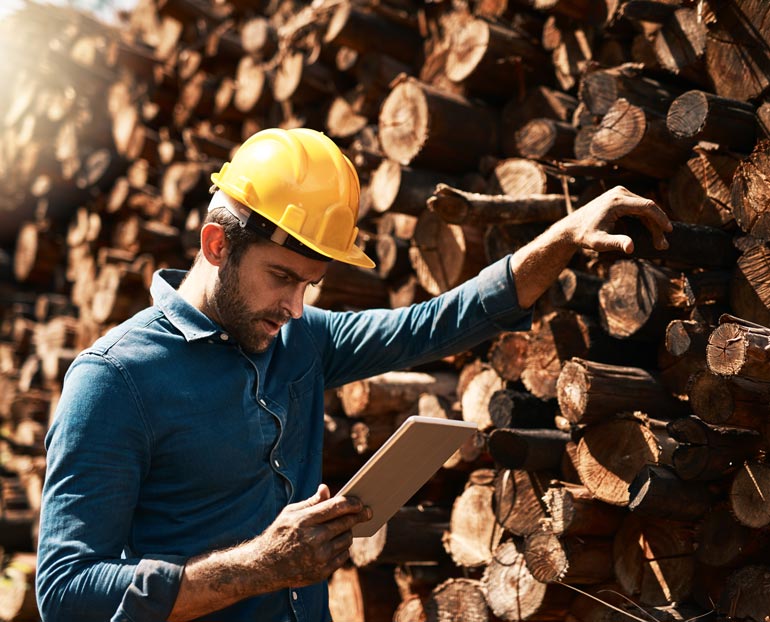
[284,284,305,320]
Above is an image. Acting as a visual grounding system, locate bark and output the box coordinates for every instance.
[687,369,770,430]
[731,240,770,327]
[556,358,682,425]
[548,268,603,315]
[338,371,457,419]
[667,91,756,153]
[487,389,557,429]
[487,428,569,471]
[349,506,450,567]
[428,183,569,227]
[628,464,712,520]
[542,482,624,537]
[303,261,389,311]
[370,160,456,217]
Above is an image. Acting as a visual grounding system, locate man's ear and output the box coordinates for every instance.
[200,223,228,267]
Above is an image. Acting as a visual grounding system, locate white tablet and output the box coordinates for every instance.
[336,415,478,537]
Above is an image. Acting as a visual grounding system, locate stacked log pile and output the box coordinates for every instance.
[1,0,770,620]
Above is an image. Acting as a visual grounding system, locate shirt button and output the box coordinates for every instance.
[292,591,298,601]
[274,459,280,468]
[258,398,267,407]
[219,333,229,341]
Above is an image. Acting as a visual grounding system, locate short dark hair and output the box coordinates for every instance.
[199,207,271,267]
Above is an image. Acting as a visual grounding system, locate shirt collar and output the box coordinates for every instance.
[150,269,223,342]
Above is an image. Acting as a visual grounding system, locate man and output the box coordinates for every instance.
[36,128,671,622]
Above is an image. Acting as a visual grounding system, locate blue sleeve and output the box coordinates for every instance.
[307,255,532,388]
[36,353,186,622]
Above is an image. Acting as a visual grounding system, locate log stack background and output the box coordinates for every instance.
[1,0,770,620]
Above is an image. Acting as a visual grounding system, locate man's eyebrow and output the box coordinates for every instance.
[268,263,325,285]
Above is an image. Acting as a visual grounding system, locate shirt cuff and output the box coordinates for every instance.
[477,255,533,331]
[110,554,187,622]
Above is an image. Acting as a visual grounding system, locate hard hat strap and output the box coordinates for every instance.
[208,191,332,263]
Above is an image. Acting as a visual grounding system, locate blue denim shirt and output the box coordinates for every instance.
[36,256,530,622]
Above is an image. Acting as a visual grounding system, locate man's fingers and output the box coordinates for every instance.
[586,231,633,254]
[285,484,330,512]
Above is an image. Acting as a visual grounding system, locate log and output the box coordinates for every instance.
[718,565,770,622]
[459,367,505,431]
[598,260,694,340]
[556,358,681,425]
[578,64,685,117]
[349,506,450,567]
[90,264,148,325]
[687,370,770,430]
[370,160,456,217]
[443,469,503,568]
[378,76,499,173]
[13,223,64,287]
[731,240,770,328]
[445,17,549,99]
[729,462,770,529]
[696,507,766,568]
[487,332,530,383]
[667,91,756,153]
[548,268,602,315]
[574,417,662,506]
[514,118,577,161]
[482,541,573,622]
[487,389,557,429]
[303,261,389,311]
[705,0,770,102]
[487,428,569,471]
[486,157,561,197]
[327,565,401,622]
[657,319,709,399]
[337,371,457,419]
[589,98,693,179]
[324,3,421,66]
[667,148,740,229]
[427,183,569,226]
[494,468,551,537]
[408,209,487,296]
[524,532,614,584]
[613,514,695,606]
[706,319,770,383]
[501,87,578,156]
[542,483,624,537]
[731,140,770,240]
[653,8,708,85]
[628,464,712,520]
[424,578,490,622]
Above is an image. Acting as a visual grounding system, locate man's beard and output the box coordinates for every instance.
[210,258,290,353]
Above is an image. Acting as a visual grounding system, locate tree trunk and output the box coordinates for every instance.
[730,462,770,529]
[487,428,569,471]
[731,240,770,327]
[687,369,770,430]
[628,464,712,520]
[542,482,624,537]
[487,332,530,383]
[706,319,770,383]
[370,160,456,217]
[494,469,552,537]
[487,389,557,429]
[524,531,614,584]
[425,578,490,622]
[730,140,770,240]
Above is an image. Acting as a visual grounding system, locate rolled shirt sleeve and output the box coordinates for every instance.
[36,353,186,622]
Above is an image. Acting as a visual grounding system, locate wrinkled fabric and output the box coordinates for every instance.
[36,256,530,622]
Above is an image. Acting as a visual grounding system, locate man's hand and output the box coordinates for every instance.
[168,484,371,621]
[567,186,672,254]
[510,186,673,309]
[250,484,371,589]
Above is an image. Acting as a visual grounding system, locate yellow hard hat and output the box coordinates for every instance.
[210,128,375,269]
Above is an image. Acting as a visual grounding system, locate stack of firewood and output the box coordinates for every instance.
[1,0,770,620]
